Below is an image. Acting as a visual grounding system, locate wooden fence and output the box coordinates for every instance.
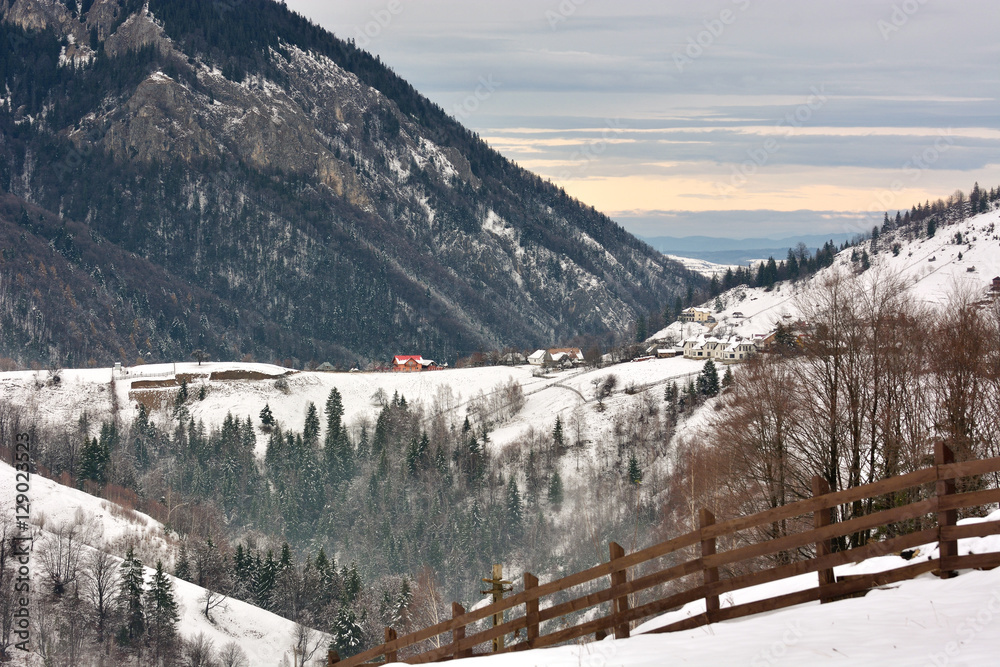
[331,443,1000,665]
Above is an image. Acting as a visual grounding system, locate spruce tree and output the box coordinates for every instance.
[547,471,564,507]
[259,403,275,430]
[117,547,145,645]
[552,416,565,453]
[303,402,321,449]
[79,435,110,485]
[144,560,179,663]
[698,359,720,397]
[174,543,191,581]
[506,477,523,535]
[627,453,642,485]
[332,606,363,658]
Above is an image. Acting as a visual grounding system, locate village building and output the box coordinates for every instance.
[392,355,441,372]
[678,307,715,323]
[527,349,551,366]
[528,348,585,367]
[683,334,758,364]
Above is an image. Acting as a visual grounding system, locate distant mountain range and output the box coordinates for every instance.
[639,233,856,265]
[0,0,698,368]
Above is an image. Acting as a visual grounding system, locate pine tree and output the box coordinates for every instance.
[324,388,347,482]
[722,367,735,389]
[144,560,179,663]
[697,359,720,397]
[635,314,647,342]
[331,606,363,658]
[259,403,275,430]
[547,471,564,507]
[117,547,145,645]
[79,435,110,485]
[174,543,191,582]
[552,416,564,453]
[506,477,523,535]
[627,452,642,485]
[303,402,321,449]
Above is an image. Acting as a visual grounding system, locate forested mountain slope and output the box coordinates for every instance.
[0,0,697,367]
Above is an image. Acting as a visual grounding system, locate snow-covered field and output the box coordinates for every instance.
[0,355,705,459]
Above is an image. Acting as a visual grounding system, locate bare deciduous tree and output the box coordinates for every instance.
[81,548,120,641]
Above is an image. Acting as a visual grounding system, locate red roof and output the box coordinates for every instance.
[393,355,423,364]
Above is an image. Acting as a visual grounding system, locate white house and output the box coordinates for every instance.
[683,334,757,364]
[527,349,551,366]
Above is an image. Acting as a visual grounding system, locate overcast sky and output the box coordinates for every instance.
[283,0,1000,238]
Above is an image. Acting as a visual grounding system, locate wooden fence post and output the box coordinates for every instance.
[451,602,471,659]
[384,627,397,664]
[699,509,719,621]
[935,442,957,579]
[609,542,630,639]
[812,476,835,603]
[327,649,340,665]
[524,572,540,646]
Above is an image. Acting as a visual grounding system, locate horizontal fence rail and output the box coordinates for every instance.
[331,443,1000,666]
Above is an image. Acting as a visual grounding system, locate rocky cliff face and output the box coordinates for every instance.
[0,0,698,367]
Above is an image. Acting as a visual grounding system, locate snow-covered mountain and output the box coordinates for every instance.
[0,0,697,368]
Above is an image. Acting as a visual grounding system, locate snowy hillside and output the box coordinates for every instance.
[0,461,328,666]
[0,357,706,458]
[651,207,1000,343]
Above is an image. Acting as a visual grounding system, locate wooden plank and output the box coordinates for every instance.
[700,509,719,619]
[936,442,958,579]
[654,560,939,634]
[451,602,470,659]
[716,560,938,624]
[701,468,937,539]
[708,528,938,599]
[524,573,539,647]
[536,557,701,625]
[940,520,1000,541]
[703,498,937,570]
[937,456,1000,480]
[609,542,630,639]
[938,488,1000,512]
[384,628,397,664]
[413,612,527,664]
[813,476,834,603]
[941,553,1000,571]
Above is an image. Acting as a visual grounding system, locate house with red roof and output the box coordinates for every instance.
[392,355,441,372]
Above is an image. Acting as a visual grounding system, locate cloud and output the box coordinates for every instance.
[284,0,1000,235]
